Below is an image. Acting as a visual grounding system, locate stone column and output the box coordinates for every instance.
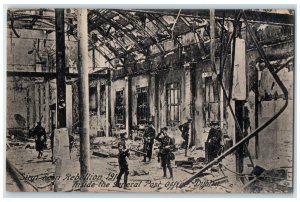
[105,75,111,137]
[148,72,158,131]
[125,76,132,136]
[184,63,196,146]
[184,63,192,119]
[45,81,50,132]
[66,81,73,135]
[96,81,101,131]
[34,84,40,123]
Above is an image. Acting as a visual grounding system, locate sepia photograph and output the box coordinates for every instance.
[5,7,295,194]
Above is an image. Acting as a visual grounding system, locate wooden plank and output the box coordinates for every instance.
[92,151,109,158]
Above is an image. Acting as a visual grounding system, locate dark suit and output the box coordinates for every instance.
[158,135,175,178]
[143,125,156,161]
[179,122,190,155]
[34,125,46,152]
[206,127,222,162]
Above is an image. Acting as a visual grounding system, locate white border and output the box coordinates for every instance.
[1,0,299,201]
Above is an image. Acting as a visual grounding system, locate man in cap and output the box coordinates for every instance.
[179,118,193,156]
[156,127,175,179]
[155,127,168,163]
[206,121,222,162]
[115,132,130,189]
[142,121,156,162]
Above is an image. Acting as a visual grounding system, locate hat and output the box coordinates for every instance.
[147,120,153,125]
[161,127,168,132]
[211,121,220,126]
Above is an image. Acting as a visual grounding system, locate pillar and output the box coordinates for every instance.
[105,75,111,137]
[45,81,50,132]
[34,84,40,123]
[184,63,196,145]
[149,72,158,132]
[125,76,132,136]
[96,81,101,131]
[55,9,66,128]
[77,8,90,191]
[66,81,73,135]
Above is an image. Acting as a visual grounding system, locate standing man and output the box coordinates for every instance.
[156,129,175,179]
[33,122,47,159]
[143,121,156,162]
[115,133,130,189]
[206,121,222,162]
[155,127,168,163]
[179,118,192,156]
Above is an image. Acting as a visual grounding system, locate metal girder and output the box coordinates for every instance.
[7,71,109,79]
[90,26,128,54]
[87,16,127,63]
[115,10,165,53]
[146,13,182,46]
[88,35,125,63]
[90,10,147,54]
[127,9,294,26]
[90,44,118,68]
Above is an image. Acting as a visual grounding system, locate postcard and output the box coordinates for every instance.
[6,8,294,193]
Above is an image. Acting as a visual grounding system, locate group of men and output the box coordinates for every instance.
[142,122,176,179]
[31,118,223,190]
[115,121,176,189]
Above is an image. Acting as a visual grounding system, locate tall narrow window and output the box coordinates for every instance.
[115,90,125,125]
[136,86,149,124]
[89,86,97,113]
[204,76,220,126]
[99,85,106,115]
[166,82,181,126]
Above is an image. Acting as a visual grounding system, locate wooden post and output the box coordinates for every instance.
[235,101,244,180]
[190,64,196,146]
[254,68,260,158]
[220,87,224,128]
[210,9,216,73]
[210,9,220,123]
[77,9,90,192]
[55,9,66,128]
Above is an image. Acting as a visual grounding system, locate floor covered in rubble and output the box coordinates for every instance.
[6,136,293,193]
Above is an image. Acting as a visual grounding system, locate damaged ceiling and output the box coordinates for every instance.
[7,9,294,73]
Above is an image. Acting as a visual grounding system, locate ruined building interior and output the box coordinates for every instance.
[6,9,294,193]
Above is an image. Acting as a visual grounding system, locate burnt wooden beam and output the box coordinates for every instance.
[55,9,67,128]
